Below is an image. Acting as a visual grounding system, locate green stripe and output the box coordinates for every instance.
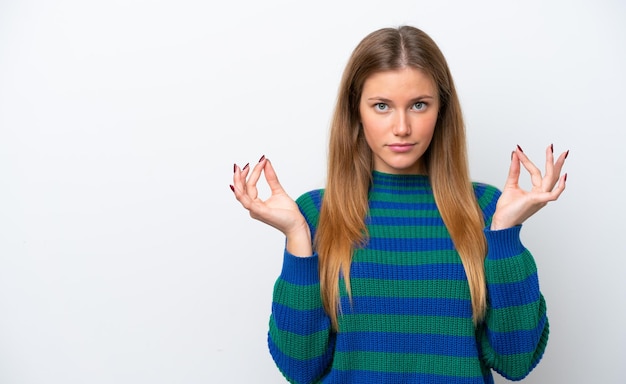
[333,351,483,377]
[269,319,330,360]
[368,208,440,217]
[486,297,546,333]
[475,185,498,209]
[296,193,320,223]
[338,314,475,336]
[368,225,450,238]
[351,278,470,300]
[354,249,462,265]
[485,253,537,284]
[273,280,322,311]
[369,197,435,205]
[479,348,538,377]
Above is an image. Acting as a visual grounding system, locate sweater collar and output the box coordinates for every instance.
[371,171,430,189]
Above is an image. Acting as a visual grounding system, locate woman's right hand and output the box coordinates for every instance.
[231,156,312,256]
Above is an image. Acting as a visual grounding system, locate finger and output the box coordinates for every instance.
[244,155,268,200]
[239,163,251,184]
[232,162,251,187]
[515,146,543,187]
[232,158,263,208]
[231,163,251,205]
[232,163,243,193]
[241,162,250,175]
[552,149,569,175]
[504,150,521,188]
[543,144,561,190]
[263,159,286,195]
[544,144,555,180]
[543,172,567,202]
[544,147,569,191]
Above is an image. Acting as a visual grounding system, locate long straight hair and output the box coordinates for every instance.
[315,26,487,331]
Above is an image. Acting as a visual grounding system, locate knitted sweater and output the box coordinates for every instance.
[268,171,549,383]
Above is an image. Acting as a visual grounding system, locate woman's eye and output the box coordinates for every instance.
[374,103,388,111]
[413,102,426,111]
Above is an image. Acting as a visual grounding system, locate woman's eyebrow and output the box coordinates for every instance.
[366,95,436,102]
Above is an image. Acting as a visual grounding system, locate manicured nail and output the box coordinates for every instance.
[233,163,237,173]
[229,184,235,192]
[511,151,515,160]
[564,173,568,182]
[550,144,554,153]
[517,144,523,153]
[565,150,569,159]
[242,163,249,171]
[259,155,265,162]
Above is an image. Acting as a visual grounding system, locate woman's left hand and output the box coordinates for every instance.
[491,144,568,230]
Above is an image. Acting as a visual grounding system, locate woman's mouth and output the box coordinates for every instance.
[387,143,415,153]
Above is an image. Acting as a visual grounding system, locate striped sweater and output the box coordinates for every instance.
[269,171,549,383]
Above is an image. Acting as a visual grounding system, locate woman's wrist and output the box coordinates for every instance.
[489,213,517,231]
[285,223,313,257]
[490,221,510,231]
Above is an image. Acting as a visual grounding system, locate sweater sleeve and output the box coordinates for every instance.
[473,183,549,380]
[267,190,335,384]
[478,226,549,380]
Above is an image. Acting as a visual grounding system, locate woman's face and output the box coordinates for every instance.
[359,67,439,174]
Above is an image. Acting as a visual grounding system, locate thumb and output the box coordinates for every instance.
[504,151,521,189]
[263,159,286,195]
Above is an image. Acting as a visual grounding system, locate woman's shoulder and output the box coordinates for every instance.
[471,181,501,198]
[295,189,325,228]
[471,181,501,220]
[296,189,324,209]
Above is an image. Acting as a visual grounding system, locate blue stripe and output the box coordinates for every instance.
[323,370,492,384]
[371,187,431,195]
[279,251,320,285]
[369,201,438,210]
[372,172,430,186]
[351,262,467,280]
[472,183,500,227]
[271,304,331,335]
[335,331,479,357]
[484,226,525,259]
[309,189,323,211]
[268,336,334,384]
[485,314,548,355]
[368,215,445,226]
[487,273,540,309]
[340,296,472,317]
[482,200,498,224]
[528,341,546,373]
[472,183,491,200]
[367,236,455,251]
[298,190,323,240]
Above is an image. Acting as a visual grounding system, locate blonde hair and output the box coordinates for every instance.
[315,26,487,331]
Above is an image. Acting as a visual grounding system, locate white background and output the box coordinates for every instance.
[1,0,625,383]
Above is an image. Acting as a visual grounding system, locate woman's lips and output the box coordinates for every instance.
[387,143,415,153]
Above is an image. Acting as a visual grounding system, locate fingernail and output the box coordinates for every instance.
[229,184,235,192]
[564,173,568,182]
[550,144,554,153]
[259,155,265,162]
[511,151,515,160]
[242,163,249,171]
[233,163,237,173]
[517,144,524,153]
[565,150,569,159]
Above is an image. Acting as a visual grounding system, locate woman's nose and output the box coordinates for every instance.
[392,112,411,136]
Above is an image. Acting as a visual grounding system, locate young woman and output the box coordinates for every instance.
[231,25,568,384]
